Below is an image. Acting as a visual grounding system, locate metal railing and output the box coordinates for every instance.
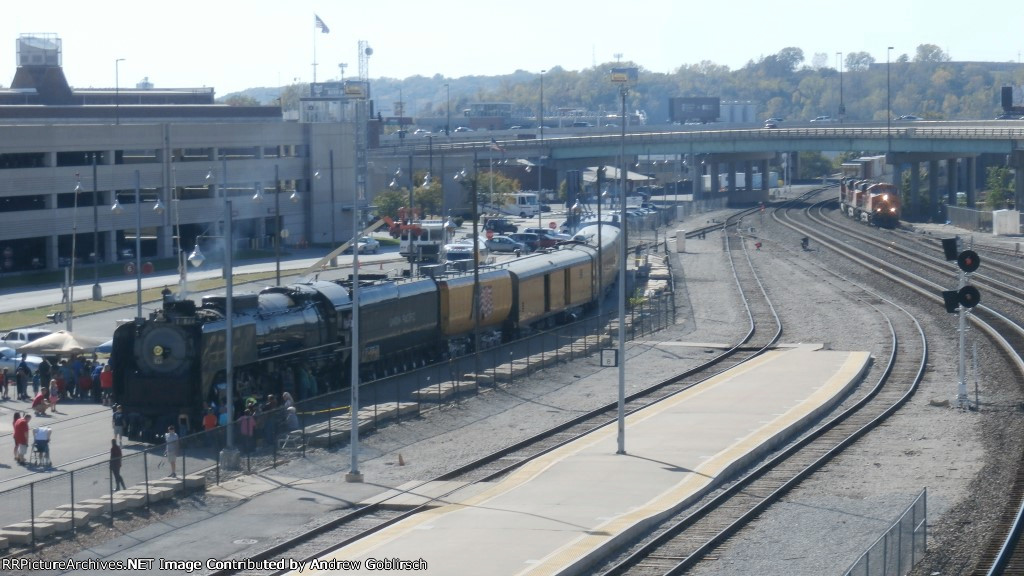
[946,205,993,232]
[843,488,927,576]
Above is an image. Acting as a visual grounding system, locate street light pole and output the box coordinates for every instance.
[538,70,546,142]
[836,51,844,123]
[115,58,125,125]
[91,154,102,301]
[887,46,894,156]
[133,170,142,319]
[68,174,81,331]
[274,164,281,286]
[445,83,450,137]
[617,79,629,456]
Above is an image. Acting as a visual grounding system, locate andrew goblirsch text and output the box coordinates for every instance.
[2,556,429,572]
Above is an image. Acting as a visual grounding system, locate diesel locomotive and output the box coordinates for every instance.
[839,178,902,228]
[110,224,622,434]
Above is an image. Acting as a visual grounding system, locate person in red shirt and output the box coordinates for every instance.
[99,365,113,405]
[13,414,30,465]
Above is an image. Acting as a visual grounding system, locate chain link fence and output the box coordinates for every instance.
[843,488,927,576]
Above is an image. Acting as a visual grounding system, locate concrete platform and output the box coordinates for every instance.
[290,345,870,576]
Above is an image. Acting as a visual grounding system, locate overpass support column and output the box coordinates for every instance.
[759,159,769,193]
[928,160,940,222]
[946,158,958,207]
[743,160,753,192]
[1011,151,1024,211]
[966,157,977,208]
[727,162,736,195]
[910,162,921,222]
[710,161,720,195]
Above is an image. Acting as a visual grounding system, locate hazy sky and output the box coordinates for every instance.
[3,0,1020,96]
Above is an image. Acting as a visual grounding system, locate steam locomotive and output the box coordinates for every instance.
[110,224,622,434]
[839,178,902,228]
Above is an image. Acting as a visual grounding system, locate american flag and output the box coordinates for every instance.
[314,14,330,34]
[489,138,505,153]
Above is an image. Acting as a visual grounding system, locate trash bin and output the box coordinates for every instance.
[675,230,686,253]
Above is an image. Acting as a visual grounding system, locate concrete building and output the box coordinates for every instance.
[0,33,363,275]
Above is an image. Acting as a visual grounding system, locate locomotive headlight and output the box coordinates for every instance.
[881,194,889,201]
[153,345,164,357]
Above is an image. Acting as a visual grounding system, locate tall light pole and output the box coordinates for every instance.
[115,58,125,125]
[189,166,237,464]
[67,174,81,331]
[538,70,546,142]
[445,83,451,137]
[611,66,637,456]
[133,171,142,319]
[91,154,102,301]
[836,51,844,123]
[887,46,894,155]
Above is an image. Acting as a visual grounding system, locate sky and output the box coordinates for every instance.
[2,0,1021,97]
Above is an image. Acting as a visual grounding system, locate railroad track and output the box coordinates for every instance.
[782,194,1024,575]
[211,207,790,576]
[589,196,926,575]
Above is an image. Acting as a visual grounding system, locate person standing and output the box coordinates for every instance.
[112,405,125,446]
[110,439,127,490]
[1,367,9,400]
[164,425,179,478]
[13,414,30,465]
[15,354,30,400]
[238,409,256,453]
[11,411,21,461]
[99,364,113,405]
[36,357,50,399]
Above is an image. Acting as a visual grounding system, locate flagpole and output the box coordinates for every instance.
[312,15,317,86]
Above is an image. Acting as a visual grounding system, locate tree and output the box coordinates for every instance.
[984,166,1014,210]
[413,176,444,218]
[223,94,260,107]
[796,151,834,180]
[845,52,875,72]
[915,44,951,63]
[372,188,408,222]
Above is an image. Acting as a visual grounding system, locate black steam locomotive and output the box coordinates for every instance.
[110,224,622,434]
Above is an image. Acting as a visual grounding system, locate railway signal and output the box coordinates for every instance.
[939,237,981,409]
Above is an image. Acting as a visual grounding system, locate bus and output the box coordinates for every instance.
[488,192,539,218]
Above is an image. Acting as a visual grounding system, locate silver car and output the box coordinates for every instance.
[0,346,42,375]
[485,235,527,254]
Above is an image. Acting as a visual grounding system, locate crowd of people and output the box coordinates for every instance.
[5,351,114,468]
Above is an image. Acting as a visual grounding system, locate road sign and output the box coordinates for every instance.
[548,221,556,230]
[124,262,135,275]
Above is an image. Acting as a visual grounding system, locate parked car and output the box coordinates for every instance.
[342,236,380,254]
[507,233,541,252]
[763,120,778,129]
[485,235,526,254]
[453,126,473,133]
[484,218,518,234]
[539,204,552,213]
[0,346,43,374]
[810,115,835,123]
[523,227,571,246]
[412,128,431,136]
[1,328,52,350]
[895,114,922,121]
